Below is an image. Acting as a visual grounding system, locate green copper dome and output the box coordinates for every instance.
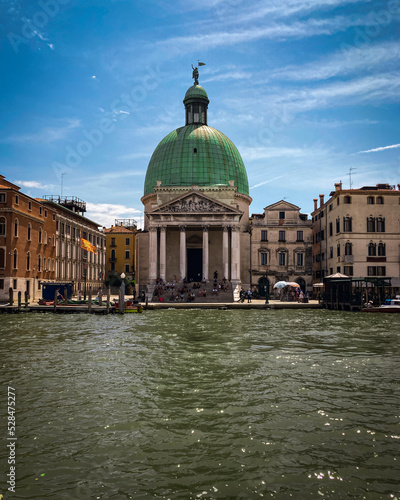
[144,124,249,196]
[183,84,209,103]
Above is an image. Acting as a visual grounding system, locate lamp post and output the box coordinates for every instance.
[83,263,87,301]
[265,266,269,304]
[120,272,126,314]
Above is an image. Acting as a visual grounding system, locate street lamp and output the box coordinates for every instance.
[265,266,269,304]
[120,272,126,314]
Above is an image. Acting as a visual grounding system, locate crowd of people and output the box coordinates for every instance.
[152,274,230,302]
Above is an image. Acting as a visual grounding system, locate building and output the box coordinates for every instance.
[312,182,400,287]
[136,70,252,299]
[104,219,137,279]
[40,196,106,295]
[0,175,57,302]
[250,200,313,297]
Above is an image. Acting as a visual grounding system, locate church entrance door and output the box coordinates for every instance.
[187,248,202,282]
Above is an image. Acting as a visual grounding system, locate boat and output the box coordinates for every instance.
[362,299,400,313]
[114,300,143,313]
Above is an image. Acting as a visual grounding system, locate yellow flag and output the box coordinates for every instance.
[80,238,97,254]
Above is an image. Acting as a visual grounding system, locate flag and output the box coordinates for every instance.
[80,238,97,254]
[198,62,206,66]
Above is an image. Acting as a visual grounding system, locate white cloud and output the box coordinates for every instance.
[4,119,81,144]
[357,143,400,154]
[85,202,143,229]
[14,180,55,190]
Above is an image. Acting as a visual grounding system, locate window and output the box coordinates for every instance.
[279,252,286,266]
[367,217,375,232]
[377,217,385,232]
[368,243,376,256]
[39,227,42,243]
[279,211,285,219]
[111,262,115,272]
[15,195,19,205]
[13,249,17,269]
[261,230,268,241]
[329,204,333,211]
[44,209,47,217]
[261,252,268,265]
[111,237,116,247]
[345,242,352,255]
[376,196,384,205]
[125,250,130,259]
[344,196,351,204]
[337,244,340,257]
[343,216,352,232]
[38,254,41,272]
[329,247,333,259]
[111,249,116,261]
[66,225,70,235]
[343,266,353,276]
[26,252,30,271]
[368,266,386,276]
[329,222,333,236]
[0,217,5,236]
[367,196,374,205]
[61,223,65,235]
[53,213,56,221]
[279,230,285,242]
[0,278,3,289]
[39,206,42,215]
[0,248,5,268]
[44,231,47,244]
[0,193,5,203]
[125,237,130,246]
[52,235,55,247]
[13,279,17,290]
[28,201,32,210]
[296,253,304,267]
[125,264,130,273]
[296,231,303,242]
[378,243,386,256]
[336,218,340,233]
[27,224,31,240]
[43,258,46,270]
[14,219,18,237]
[367,217,385,232]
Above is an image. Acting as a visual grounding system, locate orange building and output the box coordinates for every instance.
[0,175,57,302]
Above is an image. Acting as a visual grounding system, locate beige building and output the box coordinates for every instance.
[41,196,106,295]
[250,200,313,297]
[312,182,400,286]
[136,76,252,300]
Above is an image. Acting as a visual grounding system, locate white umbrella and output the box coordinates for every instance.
[274,281,287,289]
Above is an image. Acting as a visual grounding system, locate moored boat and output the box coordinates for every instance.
[362,299,400,313]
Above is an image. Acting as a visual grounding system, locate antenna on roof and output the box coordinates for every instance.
[61,173,66,197]
[347,167,357,189]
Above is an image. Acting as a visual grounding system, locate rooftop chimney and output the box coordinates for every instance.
[319,194,324,207]
[313,198,318,211]
[335,182,342,192]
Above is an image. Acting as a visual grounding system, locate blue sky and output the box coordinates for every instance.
[1,0,399,227]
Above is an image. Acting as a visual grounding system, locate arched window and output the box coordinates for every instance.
[26,252,30,270]
[345,242,352,255]
[378,242,386,256]
[52,235,55,247]
[344,196,352,204]
[14,219,18,237]
[0,217,5,236]
[39,227,42,244]
[367,196,375,205]
[44,231,47,244]
[376,196,384,205]
[38,254,41,272]
[13,249,17,269]
[0,248,5,268]
[27,223,31,240]
[368,243,376,256]
[111,249,116,260]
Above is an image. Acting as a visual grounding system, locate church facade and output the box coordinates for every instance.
[136,75,252,299]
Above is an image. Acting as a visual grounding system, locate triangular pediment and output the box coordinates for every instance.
[149,190,242,215]
[264,200,300,211]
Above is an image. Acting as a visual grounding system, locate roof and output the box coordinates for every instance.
[144,124,249,196]
[183,84,209,104]
[104,226,135,234]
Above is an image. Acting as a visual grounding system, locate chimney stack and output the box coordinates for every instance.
[319,194,324,207]
[313,198,318,211]
[335,182,342,192]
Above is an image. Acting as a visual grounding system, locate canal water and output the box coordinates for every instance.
[1,310,399,500]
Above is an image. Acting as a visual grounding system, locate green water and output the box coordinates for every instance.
[0,310,399,499]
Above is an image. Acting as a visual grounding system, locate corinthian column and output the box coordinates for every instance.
[159,225,167,281]
[231,225,240,280]
[149,226,158,280]
[180,226,186,281]
[222,225,229,280]
[202,226,209,281]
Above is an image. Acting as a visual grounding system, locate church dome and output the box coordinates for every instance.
[143,82,249,197]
